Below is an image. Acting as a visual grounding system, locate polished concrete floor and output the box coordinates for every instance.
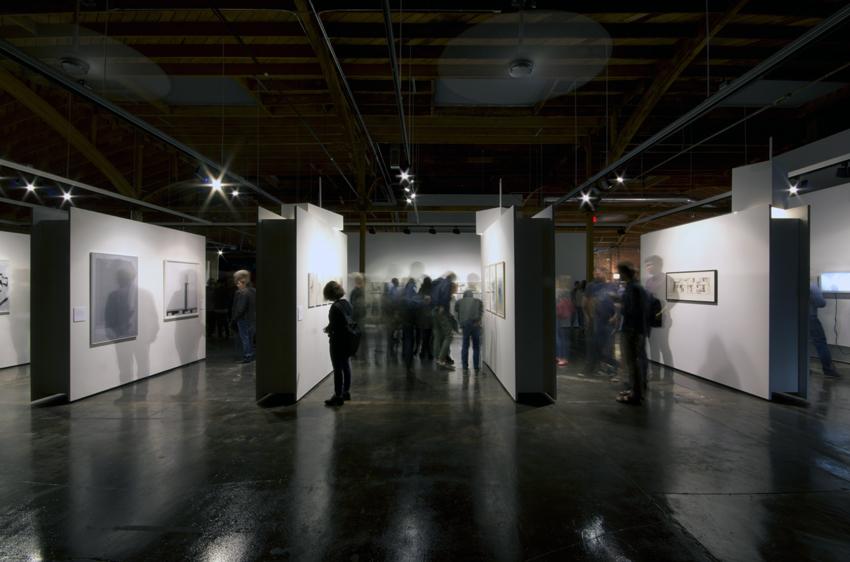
[1,333,849,561]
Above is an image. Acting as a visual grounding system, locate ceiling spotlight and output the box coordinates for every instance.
[508,58,535,79]
[580,191,592,206]
[211,177,222,191]
[428,226,436,235]
[399,169,411,182]
[452,227,461,235]
[615,175,625,184]
[404,186,411,193]
[410,193,416,200]
[232,189,240,197]
[406,197,412,204]
[62,191,72,202]
[788,183,799,196]
[403,227,411,235]
[25,181,36,192]
[217,249,223,256]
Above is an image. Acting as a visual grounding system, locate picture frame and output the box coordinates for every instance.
[90,252,139,346]
[665,270,718,304]
[0,259,9,315]
[163,260,200,320]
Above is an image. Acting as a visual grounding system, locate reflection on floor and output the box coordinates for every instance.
[1,333,849,561]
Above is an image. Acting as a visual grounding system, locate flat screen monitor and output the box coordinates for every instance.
[819,271,850,294]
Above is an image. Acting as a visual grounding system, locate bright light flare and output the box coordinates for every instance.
[789,183,799,196]
[211,177,223,191]
[615,175,625,184]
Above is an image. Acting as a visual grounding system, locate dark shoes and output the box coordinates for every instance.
[616,391,643,406]
[342,392,351,401]
[324,395,344,407]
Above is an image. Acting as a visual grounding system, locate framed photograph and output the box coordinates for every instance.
[666,270,717,304]
[308,272,319,308]
[493,261,506,318]
[91,253,138,346]
[164,260,200,320]
[0,259,9,315]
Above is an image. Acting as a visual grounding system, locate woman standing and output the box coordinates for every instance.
[323,281,354,407]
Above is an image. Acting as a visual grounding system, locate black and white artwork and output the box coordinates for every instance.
[91,253,138,345]
[666,270,717,304]
[0,259,9,315]
[164,260,200,319]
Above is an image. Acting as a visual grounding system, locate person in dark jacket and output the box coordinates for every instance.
[810,283,839,377]
[417,277,434,359]
[230,270,256,363]
[324,281,354,407]
[431,272,457,370]
[400,278,420,374]
[616,262,650,405]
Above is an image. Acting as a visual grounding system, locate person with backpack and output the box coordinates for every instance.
[431,272,457,370]
[616,262,651,405]
[323,280,360,407]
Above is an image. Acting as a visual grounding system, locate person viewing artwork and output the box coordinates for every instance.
[616,262,651,405]
[230,270,256,363]
[810,283,840,377]
[417,276,434,360]
[455,288,483,372]
[323,280,358,407]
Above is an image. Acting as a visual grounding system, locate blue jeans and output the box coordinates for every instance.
[810,316,834,372]
[237,319,255,361]
[556,325,570,359]
[461,322,481,370]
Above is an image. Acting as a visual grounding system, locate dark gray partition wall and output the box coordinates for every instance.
[515,215,556,403]
[31,208,70,403]
[256,218,297,405]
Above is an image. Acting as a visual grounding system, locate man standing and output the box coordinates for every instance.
[810,283,840,377]
[431,272,457,370]
[455,289,483,372]
[616,262,650,405]
[231,270,256,363]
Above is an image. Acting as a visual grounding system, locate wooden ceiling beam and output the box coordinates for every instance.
[0,67,137,198]
[610,0,750,161]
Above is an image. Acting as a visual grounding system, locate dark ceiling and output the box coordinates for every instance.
[0,0,849,251]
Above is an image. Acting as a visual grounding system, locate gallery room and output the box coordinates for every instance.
[1,2,850,560]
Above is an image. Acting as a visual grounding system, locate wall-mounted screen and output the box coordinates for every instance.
[819,271,850,294]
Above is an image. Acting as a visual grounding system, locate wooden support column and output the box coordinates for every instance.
[357,158,367,274]
[585,213,594,282]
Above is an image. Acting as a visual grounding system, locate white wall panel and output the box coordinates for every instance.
[347,232,480,285]
[555,232,586,284]
[69,208,206,400]
[0,231,30,368]
[479,208,517,399]
[641,206,771,399]
[295,206,347,400]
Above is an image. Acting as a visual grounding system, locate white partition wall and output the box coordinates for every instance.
[642,205,806,400]
[31,208,206,402]
[256,204,347,404]
[0,231,30,368]
[477,207,555,402]
[347,232,481,283]
[479,208,517,398]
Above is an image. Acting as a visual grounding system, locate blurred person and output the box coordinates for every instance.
[417,276,434,360]
[455,288,483,372]
[431,272,457,370]
[616,262,650,405]
[350,274,367,360]
[810,283,840,377]
[583,270,618,376]
[556,276,575,366]
[230,270,256,363]
[323,281,357,407]
[381,279,401,357]
[400,278,420,374]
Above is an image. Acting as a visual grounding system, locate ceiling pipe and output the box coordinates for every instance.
[0,159,212,224]
[304,0,396,204]
[545,196,696,204]
[550,3,850,209]
[627,192,732,228]
[0,38,283,206]
[382,0,412,167]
